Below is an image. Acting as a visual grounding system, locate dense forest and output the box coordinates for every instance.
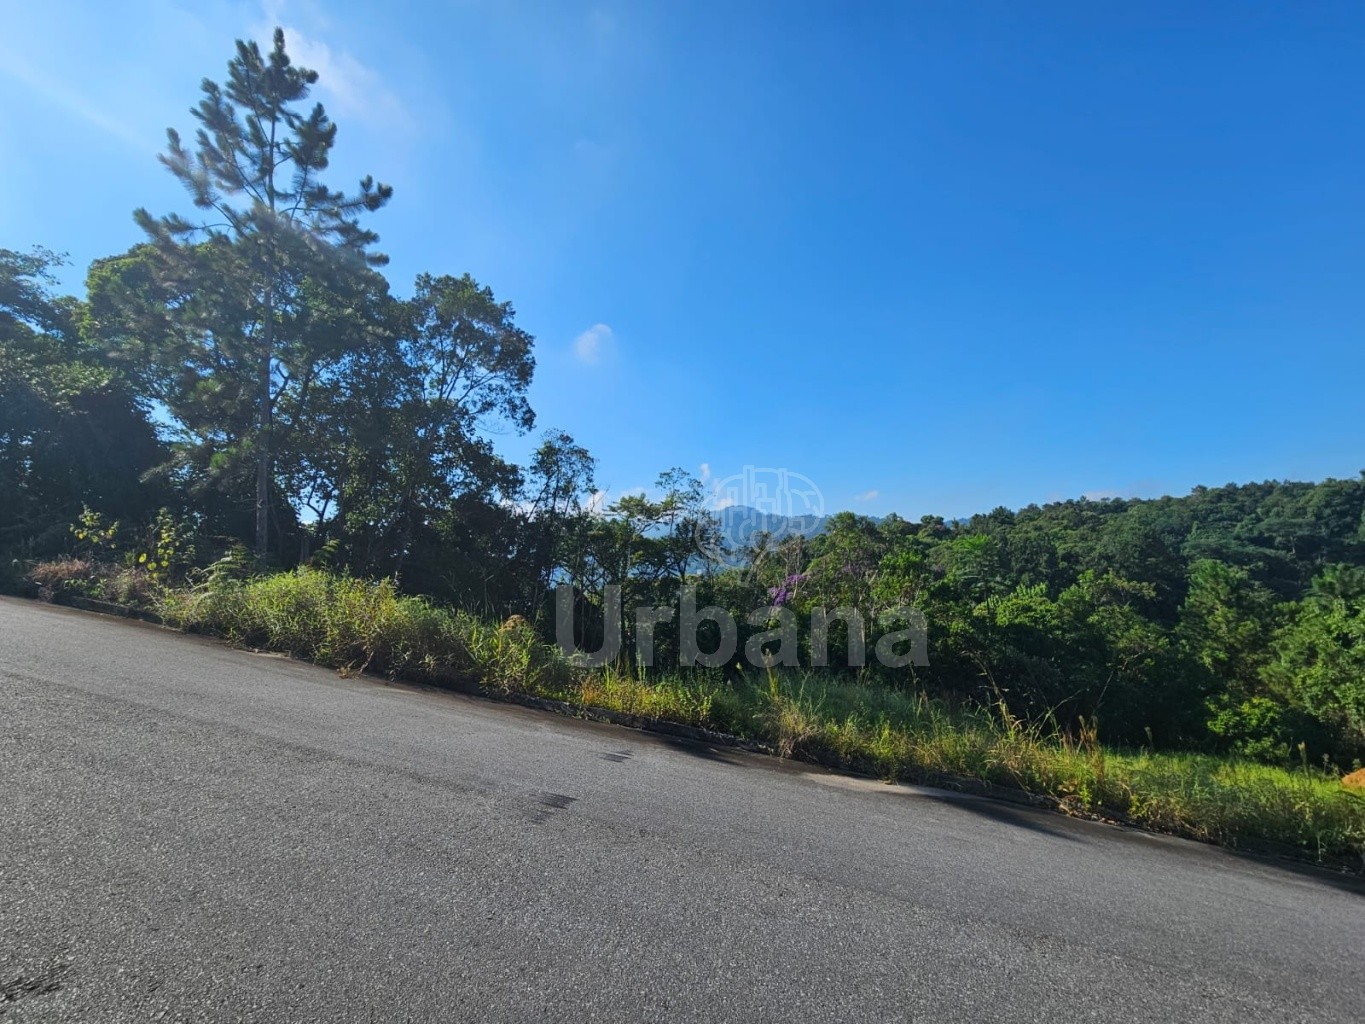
[3,31,1363,770]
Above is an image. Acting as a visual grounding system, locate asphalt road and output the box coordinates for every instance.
[2,597,1362,1023]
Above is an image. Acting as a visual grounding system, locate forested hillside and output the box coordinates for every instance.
[733,484,1365,761]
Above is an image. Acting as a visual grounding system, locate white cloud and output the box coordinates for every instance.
[0,3,412,154]
[573,323,614,364]
[854,489,880,502]
[285,31,409,131]
[257,3,413,136]
[699,463,711,484]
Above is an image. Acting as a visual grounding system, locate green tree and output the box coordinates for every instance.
[1177,559,1300,758]
[1178,559,1277,688]
[314,273,535,583]
[609,468,716,596]
[1264,566,1365,756]
[129,28,392,560]
[982,571,1172,739]
[514,430,597,616]
[1,249,161,556]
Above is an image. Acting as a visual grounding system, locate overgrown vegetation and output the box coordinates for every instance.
[4,27,1364,868]
[19,561,1363,866]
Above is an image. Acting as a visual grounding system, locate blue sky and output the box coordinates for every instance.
[2,1,1362,519]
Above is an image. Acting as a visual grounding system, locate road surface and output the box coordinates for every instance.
[2,597,1361,1022]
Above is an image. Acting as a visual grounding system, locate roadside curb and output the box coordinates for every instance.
[54,593,165,625]
[485,690,1063,813]
[485,689,1359,873]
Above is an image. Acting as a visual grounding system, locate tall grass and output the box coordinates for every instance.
[579,664,718,727]
[146,567,1364,866]
[698,667,1364,863]
[159,568,571,693]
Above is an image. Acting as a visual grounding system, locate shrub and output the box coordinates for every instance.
[24,558,166,608]
[131,508,198,583]
[160,568,577,693]
[578,665,717,727]
[26,558,100,600]
[101,566,165,607]
[70,506,119,560]
[1206,695,1295,762]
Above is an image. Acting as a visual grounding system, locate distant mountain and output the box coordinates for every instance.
[706,505,830,562]
[695,505,906,565]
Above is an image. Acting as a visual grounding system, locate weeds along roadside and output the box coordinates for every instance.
[14,561,1365,869]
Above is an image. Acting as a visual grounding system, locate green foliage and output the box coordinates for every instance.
[2,249,163,560]
[535,474,1365,765]
[313,272,536,590]
[607,467,716,594]
[463,614,575,695]
[133,508,198,582]
[71,505,119,559]
[1179,559,1277,686]
[1205,695,1298,763]
[161,568,570,693]
[23,558,163,607]
[692,665,1363,865]
[1264,566,1365,752]
[696,480,1365,763]
[580,664,717,726]
[107,28,393,560]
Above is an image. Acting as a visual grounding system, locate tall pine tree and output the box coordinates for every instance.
[134,28,392,560]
